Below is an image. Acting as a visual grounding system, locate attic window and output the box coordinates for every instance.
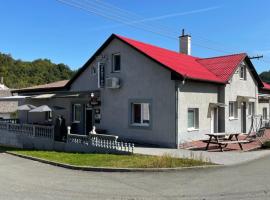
[239,65,246,80]
[112,53,121,72]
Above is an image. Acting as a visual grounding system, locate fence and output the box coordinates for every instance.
[0,122,54,139]
[67,133,134,153]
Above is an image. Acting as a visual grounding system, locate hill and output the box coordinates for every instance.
[0,53,75,89]
[259,71,270,83]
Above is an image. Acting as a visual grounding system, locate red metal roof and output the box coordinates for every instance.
[262,82,270,91]
[116,34,246,83]
[197,53,247,82]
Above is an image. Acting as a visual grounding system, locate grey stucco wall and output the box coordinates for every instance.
[177,80,219,144]
[70,38,177,147]
[224,62,258,133]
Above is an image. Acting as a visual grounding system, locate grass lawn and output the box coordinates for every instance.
[0,146,212,168]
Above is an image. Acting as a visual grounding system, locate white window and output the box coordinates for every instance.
[90,66,96,75]
[229,101,238,119]
[45,111,52,121]
[263,107,268,120]
[239,65,246,80]
[112,53,121,72]
[188,108,199,130]
[73,104,82,123]
[131,103,150,126]
[248,102,255,116]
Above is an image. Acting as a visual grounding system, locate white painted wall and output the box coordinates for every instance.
[177,81,219,144]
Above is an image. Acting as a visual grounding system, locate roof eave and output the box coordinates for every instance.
[11,86,68,94]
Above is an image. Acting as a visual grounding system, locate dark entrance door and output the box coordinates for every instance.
[85,109,93,134]
[241,102,246,133]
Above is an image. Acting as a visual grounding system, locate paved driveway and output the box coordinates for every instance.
[135,147,270,165]
[0,153,270,200]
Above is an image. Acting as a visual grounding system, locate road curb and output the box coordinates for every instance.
[5,151,221,172]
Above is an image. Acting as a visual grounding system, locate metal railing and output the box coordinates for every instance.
[35,125,54,139]
[0,122,54,139]
[67,133,134,153]
[0,118,19,124]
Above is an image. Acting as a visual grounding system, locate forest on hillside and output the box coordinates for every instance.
[0,52,270,88]
[259,71,270,83]
[0,53,75,89]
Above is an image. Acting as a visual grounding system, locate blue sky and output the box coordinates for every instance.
[0,0,270,72]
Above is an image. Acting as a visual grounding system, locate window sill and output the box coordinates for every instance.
[229,117,238,121]
[131,123,149,127]
[187,128,199,132]
[129,123,151,129]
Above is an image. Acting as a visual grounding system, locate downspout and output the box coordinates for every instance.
[175,81,179,148]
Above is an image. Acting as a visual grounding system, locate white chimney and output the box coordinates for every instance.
[179,29,191,55]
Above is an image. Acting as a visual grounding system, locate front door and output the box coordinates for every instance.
[85,109,93,134]
[211,107,218,133]
[241,102,247,133]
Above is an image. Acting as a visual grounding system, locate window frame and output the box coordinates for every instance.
[248,102,255,116]
[239,65,246,80]
[112,53,121,72]
[187,108,199,131]
[263,107,268,120]
[45,111,52,121]
[229,101,238,119]
[128,99,152,129]
[72,104,82,123]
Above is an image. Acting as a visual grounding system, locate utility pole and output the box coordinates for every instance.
[248,55,263,60]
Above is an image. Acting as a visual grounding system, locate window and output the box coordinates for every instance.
[248,102,255,116]
[263,107,268,120]
[45,111,52,121]
[90,66,96,75]
[73,104,82,122]
[229,101,238,119]
[112,53,121,72]
[239,65,246,80]
[131,103,150,126]
[188,108,199,130]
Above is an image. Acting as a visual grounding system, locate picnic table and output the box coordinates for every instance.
[204,133,249,152]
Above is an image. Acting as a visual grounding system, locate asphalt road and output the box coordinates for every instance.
[0,153,270,200]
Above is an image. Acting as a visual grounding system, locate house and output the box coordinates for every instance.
[258,82,270,125]
[11,33,269,148]
[0,80,18,119]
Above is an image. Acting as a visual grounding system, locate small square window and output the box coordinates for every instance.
[239,65,246,80]
[263,107,268,120]
[248,102,255,116]
[90,66,96,75]
[112,53,121,72]
[229,101,238,119]
[131,102,150,127]
[73,104,82,123]
[188,108,199,129]
[45,111,52,121]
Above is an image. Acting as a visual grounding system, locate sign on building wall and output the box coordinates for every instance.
[98,62,105,88]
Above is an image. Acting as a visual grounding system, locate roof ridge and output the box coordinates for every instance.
[197,53,246,61]
[115,34,199,59]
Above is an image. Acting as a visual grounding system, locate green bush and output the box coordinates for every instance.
[262,141,270,149]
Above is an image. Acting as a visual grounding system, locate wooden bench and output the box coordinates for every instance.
[219,140,249,145]
[205,133,248,151]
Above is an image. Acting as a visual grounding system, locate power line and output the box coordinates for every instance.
[56,0,270,64]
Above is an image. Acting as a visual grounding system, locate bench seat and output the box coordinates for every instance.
[219,140,249,144]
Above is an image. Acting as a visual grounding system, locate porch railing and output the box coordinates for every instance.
[0,122,54,139]
[0,118,19,124]
[67,133,134,153]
